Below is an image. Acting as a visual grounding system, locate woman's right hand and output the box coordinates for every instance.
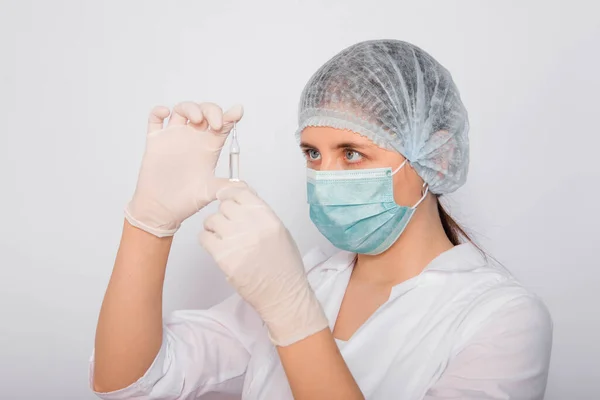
[125,101,244,237]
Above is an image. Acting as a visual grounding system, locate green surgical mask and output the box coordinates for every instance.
[307,160,428,255]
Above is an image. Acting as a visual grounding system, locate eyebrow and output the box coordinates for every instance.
[300,141,373,150]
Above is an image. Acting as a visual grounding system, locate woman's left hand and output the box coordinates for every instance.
[200,183,329,346]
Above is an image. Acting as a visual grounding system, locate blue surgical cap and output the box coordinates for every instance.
[295,39,470,195]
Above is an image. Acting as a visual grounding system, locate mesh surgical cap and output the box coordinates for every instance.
[295,39,469,195]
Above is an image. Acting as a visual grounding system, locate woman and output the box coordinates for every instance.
[91,40,552,399]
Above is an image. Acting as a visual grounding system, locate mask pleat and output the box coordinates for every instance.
[307,167,420,255]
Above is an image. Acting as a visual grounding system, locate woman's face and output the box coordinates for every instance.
[300,126,426,207]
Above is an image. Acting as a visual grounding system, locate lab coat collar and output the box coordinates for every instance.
[320,242,486,274]
[319,249,357,271]
[421,242,487,273]
[388,243,488,299]
[315,243,490,327]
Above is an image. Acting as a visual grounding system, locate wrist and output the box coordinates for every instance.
[121,219,175,247]
[124,203,179,238]
[263,285,329,347]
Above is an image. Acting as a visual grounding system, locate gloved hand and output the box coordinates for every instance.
[200,184,329,346]
[125,102,243,237]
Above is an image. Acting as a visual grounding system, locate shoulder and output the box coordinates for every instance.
[431,291,553,398]
[455,276,553,356]
[482,291,553,334]
[435,245,553,351]
[433,244,549,321]
[469,257,553,334]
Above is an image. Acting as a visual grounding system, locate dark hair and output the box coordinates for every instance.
[436,196,473,246]
[436,196,506,272]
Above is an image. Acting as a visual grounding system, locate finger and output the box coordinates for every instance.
[168,101,204,127]
[219,104,244,133]
[216,183,261,205]
[218,199,241,220]
[198,229,222,256]
[223,104,244,123]
[147,106,170,134]
[216,199,257,222]
[205,178,250,205]
[198,102,224,131]
[203,212,232,237]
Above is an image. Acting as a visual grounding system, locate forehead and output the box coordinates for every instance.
[300,126,378,149]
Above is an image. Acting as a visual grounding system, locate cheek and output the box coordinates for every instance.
[392,175,411,206]
[392,172,423,207]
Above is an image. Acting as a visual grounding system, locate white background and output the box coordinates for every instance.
[1,1,599,399]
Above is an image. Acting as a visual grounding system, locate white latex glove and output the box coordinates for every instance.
[125,101,243,237]
[200,184,329,346]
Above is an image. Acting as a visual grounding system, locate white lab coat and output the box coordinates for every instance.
[89,243,553,399]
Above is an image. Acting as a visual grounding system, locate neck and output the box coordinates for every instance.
[353,196,454,287]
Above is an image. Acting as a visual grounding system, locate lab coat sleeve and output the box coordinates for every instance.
[89,292,265,400]
[424,294,553,400]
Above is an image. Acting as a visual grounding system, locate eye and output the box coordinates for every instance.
[304,149,321,161]
[344,150,363,163]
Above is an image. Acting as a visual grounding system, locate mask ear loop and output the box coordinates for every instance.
[392,159,429,209]
[391,159,409,175]
[411,182,429,209]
